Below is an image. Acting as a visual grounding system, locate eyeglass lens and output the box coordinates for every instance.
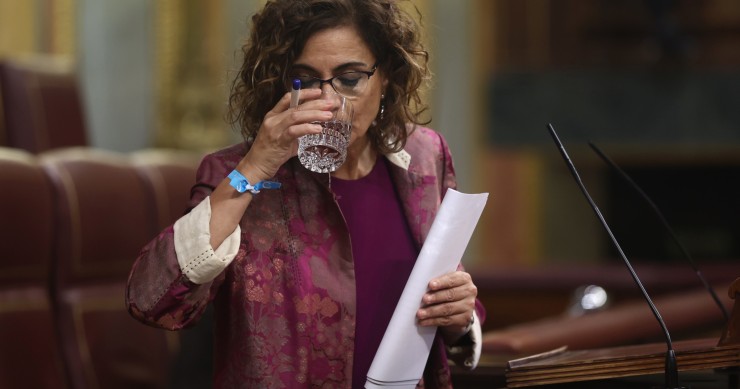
[289,72,370,97]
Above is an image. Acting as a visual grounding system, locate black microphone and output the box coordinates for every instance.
[546,123,685,389]
[588,141,730,323]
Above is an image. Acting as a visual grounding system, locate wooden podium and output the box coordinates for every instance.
[505,338,740,387]
[502,278,740,388]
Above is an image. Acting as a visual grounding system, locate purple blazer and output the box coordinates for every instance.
[126,127,484,388]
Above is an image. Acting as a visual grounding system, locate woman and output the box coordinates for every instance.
[126,0,485,388]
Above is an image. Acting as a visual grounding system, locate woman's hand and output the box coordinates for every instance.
[237,88,333,182]
[208,88,334,249]
[417,271,478,340]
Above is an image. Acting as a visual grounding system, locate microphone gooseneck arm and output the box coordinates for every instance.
[547,124,684,389]
[588,141,730,323]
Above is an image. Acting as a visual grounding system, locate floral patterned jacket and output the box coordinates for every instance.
[126,127,484,388]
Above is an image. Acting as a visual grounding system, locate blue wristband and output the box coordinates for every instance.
[227,169,281,194]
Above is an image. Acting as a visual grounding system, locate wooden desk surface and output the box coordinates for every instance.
[452,366,740,389]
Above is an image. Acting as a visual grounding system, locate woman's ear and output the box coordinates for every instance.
[378,65,389,90]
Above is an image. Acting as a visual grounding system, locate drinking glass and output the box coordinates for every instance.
[297,90,354,173]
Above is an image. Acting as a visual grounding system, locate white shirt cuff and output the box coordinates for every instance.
[173,197,240,284]
[446,311,483,369]
[469,311,483,368]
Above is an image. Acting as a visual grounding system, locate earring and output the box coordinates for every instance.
[379,94,385,121]
[372,94,385,127]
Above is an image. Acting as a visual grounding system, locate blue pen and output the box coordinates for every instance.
[290,78,301,108]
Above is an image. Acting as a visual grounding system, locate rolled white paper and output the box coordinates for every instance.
[365,189,488,388]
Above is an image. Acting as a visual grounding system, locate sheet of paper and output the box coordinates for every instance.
[365,189,488,389]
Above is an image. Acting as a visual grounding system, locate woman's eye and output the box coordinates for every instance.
[298,77,320,88]
[337,74,361,87]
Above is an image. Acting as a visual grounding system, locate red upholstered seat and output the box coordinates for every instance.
[131,149,202,229]
[0,56,88,152]
[0,147,68,388]
[41,147,178,389]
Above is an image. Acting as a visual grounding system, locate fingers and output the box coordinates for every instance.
[416,271,477,328]
[427,271,472,290]
[246,89,333,172]
[274,88,325,112]
[416,300,475,327]
[240,88,345,180]
[423,271,477,303]
[267,89,333,138]
[283,109,332,137]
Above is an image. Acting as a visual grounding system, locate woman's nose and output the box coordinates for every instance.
[320,83,335,95]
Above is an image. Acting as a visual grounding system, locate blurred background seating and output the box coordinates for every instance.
[0,56,88,153]
[0,147,68,388]
[40,148,180,389]
[131,149,203,229]
[0,146,200,388]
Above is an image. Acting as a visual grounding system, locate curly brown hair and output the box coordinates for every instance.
[227,0,430,154]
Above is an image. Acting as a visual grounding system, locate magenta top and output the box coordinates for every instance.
[331,156,419,389]
[126,127,469,388]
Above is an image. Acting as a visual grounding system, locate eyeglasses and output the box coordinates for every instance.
[287,63,377,98]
